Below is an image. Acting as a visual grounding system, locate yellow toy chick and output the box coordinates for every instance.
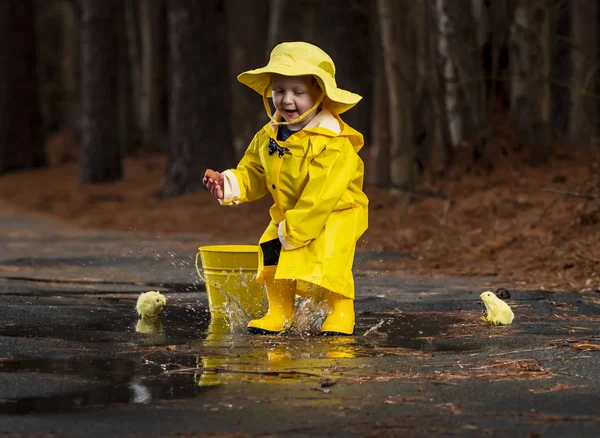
[480,291,514,325]
[136,291,166,319]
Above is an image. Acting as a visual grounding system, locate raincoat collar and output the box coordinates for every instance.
[269,109,341,136]
[304,109,341,134]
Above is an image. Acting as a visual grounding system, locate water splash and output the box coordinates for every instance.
[291,296,327,334]
[362,318,387,337]
[204,269,268,330]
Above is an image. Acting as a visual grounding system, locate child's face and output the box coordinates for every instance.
[271,75,321,131]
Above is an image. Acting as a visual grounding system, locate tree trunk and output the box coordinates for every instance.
[450,0,487,141]
[415,0,453,174]
[117,1,134,155]
[125,0,143,146]
[139,0,167,150]
[36,0,80,131]
[79,0,122,183]
[367,0,390,185]
[471,0,488,50]
[509,0,553,162]
[486,0,513,111]
[314,0,371,138]
[434,0,461,147]
[59,0,80,128]
[266,0,283,54]
[570,0,598,147]
[36,0,62,133]
[551,0,571,141]
[267,0,316,45]
[226,0,268,159]
[0,0,45,173]
[435,0,487,147]
[377,0,417,191]
[162,0,233,197]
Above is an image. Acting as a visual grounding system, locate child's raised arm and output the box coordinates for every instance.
[205,134,269,206]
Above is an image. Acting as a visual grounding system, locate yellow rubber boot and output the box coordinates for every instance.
[321,292,355,336]
[247,273,296,334]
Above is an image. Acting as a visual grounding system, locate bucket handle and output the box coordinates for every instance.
[195,251,241,291]
[195,251,206,282]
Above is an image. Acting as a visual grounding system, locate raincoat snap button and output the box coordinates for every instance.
[272,184,276,189]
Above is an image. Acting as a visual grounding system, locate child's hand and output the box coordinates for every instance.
[203,169,224,200]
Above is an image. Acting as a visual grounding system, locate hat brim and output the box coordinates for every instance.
[238,64,362,115]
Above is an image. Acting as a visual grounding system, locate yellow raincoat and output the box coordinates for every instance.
[221,109,368,299]
[219,42,369,299]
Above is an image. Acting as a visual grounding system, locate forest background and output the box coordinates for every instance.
[0,0,599,293]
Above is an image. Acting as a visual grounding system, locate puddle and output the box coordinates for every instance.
[0,334,362,414]
[0,375,205,414]
[359,312,482,352]
[0,300,211,345]
[0,290,485,414]
[0,355,209,414]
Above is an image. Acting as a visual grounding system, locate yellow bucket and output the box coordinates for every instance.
[195,245,266,320]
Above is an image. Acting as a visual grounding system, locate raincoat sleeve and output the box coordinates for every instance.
[220,134,269,206]
[279,138,358,249]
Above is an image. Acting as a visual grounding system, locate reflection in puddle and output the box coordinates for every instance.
[0,294,480,414]
[0,375,206,415]
[193,318,362,387]
[0,356,207,414]
[136,317,164,334]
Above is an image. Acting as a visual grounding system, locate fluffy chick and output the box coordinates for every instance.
[136,291,166,319]
[480,291,514,325]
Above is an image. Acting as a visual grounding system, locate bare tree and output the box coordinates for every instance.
[0,0,45,173]
[415,0,453,173]
[117,1,134,155]
[226,0,268,159]
[314,0,371,137]
[377,0,417,191]
[367,1,390,185]
[434,0,487,147]
[570,0,598,147]
[59,0,79,127]
[162,0,234,197]
[266,0,283,52]
[434,0,462,147]
[486,0,513,111]
[139,0,167,150]
[125,0,142,146]
[509,0,553,162]
[79,0,122,183]
[36,0,80,131]
[266,0,316,46]
[123,0,168,153]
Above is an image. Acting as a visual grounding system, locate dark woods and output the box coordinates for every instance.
[0,0,598,198]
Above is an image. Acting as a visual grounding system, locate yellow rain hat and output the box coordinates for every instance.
[238,42,362,119]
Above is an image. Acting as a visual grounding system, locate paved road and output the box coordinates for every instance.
[1,206,600,437]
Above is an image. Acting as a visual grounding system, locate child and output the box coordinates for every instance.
[203,42,368,335]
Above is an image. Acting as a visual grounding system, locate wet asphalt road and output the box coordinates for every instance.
[1,207,600,437]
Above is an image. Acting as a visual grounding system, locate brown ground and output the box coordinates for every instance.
[2,139,600,293]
